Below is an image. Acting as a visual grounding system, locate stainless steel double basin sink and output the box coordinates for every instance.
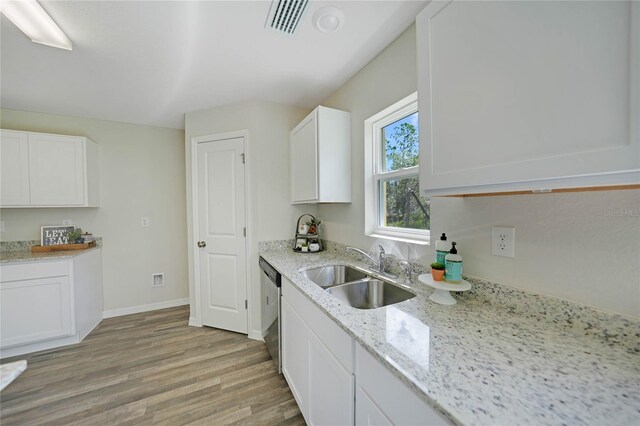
[302,265,415,310]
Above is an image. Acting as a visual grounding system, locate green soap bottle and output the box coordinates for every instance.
[444,242,463,283]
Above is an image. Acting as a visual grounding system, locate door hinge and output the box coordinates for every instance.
[241,153,245,164]
[243,227,246,237]
[245,299,248,309]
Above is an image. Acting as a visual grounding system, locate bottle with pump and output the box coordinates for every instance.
[435,233,448,265]
[444,242,463,283]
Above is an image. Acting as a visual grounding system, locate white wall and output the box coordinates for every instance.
[0,109,189,312]
[319,25,429,264]
[318,26,640,318]
[185,100,314,337]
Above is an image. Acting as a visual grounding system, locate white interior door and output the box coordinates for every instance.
[196,136,247,334]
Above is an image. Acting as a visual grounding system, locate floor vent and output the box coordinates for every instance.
[266,0,310,35]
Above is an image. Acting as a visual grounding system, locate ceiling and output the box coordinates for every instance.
[1,1,428,129]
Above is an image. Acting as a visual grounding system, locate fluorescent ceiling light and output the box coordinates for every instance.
[0,0,72,50]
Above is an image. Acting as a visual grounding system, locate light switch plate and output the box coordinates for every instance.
[492,226,515,258]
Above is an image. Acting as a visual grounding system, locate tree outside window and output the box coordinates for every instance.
[380,113,430,230]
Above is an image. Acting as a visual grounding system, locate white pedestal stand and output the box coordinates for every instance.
[418,274,471,305]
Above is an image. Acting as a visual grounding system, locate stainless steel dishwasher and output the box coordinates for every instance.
[259,256,281,373]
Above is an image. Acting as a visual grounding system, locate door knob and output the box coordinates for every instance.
[197,241,206,248]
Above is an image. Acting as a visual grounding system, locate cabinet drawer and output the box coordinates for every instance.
[356,344,450,425]
[1,260,70,282]
[282,278,354,373]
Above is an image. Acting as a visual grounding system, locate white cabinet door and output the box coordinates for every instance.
[0,130,30,206]
[290,106,351,204]
[417,1,639,195]
[355,387,393,426]
[0,275,73,347]
[309,331,355,426]
[0,252,102,358]
[282,296,310,417]
[282,278,355,424]
[28,133,85,206]
[291,113,319,203]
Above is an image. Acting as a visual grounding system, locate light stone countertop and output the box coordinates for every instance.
[0,246,101,264]
[0,239,102,264]
[260,248,640,426]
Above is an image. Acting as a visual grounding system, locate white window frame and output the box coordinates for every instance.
[364,92,429,245]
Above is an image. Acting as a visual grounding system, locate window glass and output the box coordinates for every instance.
[380,176,430,230]
[381,112,419,172]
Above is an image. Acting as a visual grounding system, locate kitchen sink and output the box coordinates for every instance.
[302,265,368,288]
[327,278,416,309]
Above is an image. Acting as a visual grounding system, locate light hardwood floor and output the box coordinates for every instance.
[0,305,305,425]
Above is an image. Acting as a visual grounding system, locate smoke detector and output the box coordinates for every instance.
[313,7,344,33]
[266,0,310,35]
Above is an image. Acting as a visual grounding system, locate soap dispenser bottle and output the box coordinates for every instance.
[435,233,448,265]
[444,242,463,283]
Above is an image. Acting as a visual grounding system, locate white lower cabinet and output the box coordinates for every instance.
[0,249,103,358]
[0,275,73,348]
[355,344,450,426]
[281,278,354,425]
[308,331,354,425]
[356,387,393,426]
[282,295,311,415]
[281,277,452,426]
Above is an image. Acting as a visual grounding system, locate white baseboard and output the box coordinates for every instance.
[248,329,264,341]
[1,335,80,359]
[103,298,190,318]
[188,316,202,327]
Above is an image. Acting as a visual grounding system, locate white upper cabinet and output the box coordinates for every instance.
[290,106,351,203]
[0,130,30,206]
[0,130,99,207]
[417,1,640,195]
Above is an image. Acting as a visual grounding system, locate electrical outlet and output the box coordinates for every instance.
[141,217,150,227]
[152,273,165,287]
[492,226,515,258]
[62,219,73,226]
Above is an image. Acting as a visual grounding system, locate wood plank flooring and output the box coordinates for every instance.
[0,305,305,425]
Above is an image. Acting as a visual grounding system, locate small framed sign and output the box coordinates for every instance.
[41,226,75,246]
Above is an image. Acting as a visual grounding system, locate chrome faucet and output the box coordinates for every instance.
[398,260,412,284]
[347,245,386,274]
[377,245,386,274]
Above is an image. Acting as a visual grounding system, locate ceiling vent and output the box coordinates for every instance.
[266,0,310,35]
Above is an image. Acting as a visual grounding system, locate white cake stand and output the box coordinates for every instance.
[418,274,471,305]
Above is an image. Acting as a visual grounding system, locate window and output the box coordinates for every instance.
[364,92,430,244]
